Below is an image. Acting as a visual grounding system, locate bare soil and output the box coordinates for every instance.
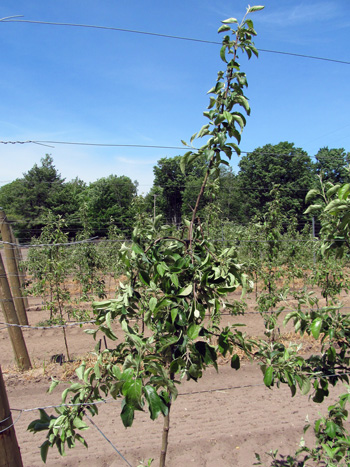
[1,283,350,467]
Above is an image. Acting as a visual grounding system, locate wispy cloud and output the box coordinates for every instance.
[259,1,341,26]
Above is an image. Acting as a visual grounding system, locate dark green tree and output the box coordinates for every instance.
[237,142,314,226]
[0,155,67,241]
[314,147,350,184]
[150,155,207,224]
[83,175,137,236]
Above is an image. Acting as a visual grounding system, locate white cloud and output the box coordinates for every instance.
[259,1,341,26]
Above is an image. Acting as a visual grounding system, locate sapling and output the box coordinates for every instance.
[24,211,72,360]
[29,7,311,467]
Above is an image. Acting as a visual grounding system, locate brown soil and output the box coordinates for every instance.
[1,284,350,467]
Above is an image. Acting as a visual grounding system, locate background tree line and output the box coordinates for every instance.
[0,143,349,241]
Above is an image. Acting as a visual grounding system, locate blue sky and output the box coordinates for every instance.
[0,0,349,193]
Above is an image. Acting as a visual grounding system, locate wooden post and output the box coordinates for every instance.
[0,365,23,467]
[0,254,31,370]
[11,236,29,312]
[0,210,28,325]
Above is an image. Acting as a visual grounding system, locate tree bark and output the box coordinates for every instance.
[0,211,28,325]
[0,254,31,370]
[0,365,23,467]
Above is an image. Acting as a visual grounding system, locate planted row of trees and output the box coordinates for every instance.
[0,155,138,242]
[0,146,348,242]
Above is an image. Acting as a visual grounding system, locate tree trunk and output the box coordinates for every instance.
[159,400,171,467]
[159,372,174,467]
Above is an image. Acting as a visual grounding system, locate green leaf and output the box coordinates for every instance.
[94,362,101,379]
[139,270,150,286]
[123,378,143,409]
[105,311,112,330]
[236,96,250,114]
[171,308,178,323]
[220,45,227,63]
[214,114,226,125]
[170,273,179,288]
[223,110,233,123]
[144,386,167,420]
[72,417,89,430]
[48,378,59,393]
[304,204,323,214]
[232,114,245,133]
[301,378,311,396]
[325,199,347,213]
[197,124,210,137]
[310,317,322,339]
[132,243,144,255]
[338,183,350,200]
[149,297,157,312]
[248,5,265,12]
[305,188,320,203]
[120,400,135,427]
[326,184,341,196]
[325,421,337,439]
[217,24,231,33]
[156,263,166,277]
[178,284,193,296]
[222,17,238,24]
[264,367,274,387]
[187,323,201,340]
[208,97,216,109]
[180,151,192,174]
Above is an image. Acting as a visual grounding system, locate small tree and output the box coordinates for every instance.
[23,211,72,360]
[29,7,313,467]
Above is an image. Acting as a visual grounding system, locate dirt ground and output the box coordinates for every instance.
[1,286,350,467]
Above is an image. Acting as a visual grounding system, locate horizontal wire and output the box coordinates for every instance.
[2,304,350,329]
[5,369,350,419]
[2,367,349,436]
[0,141,344,164]
[1,17,349,65]
[0,411,23,435]
[0,414,11,425]
[0,236,99,248]
[0,237,321,249]
[0,320,96,329]
[0,140,196,150]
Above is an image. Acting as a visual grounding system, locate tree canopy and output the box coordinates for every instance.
[314,147,350,184]
[1,142,349,242]
[0,156,137,240]
[81,175,137,236]
[236,142,315,225]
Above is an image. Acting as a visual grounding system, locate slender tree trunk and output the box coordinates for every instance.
[159,408,170,467]
[159,372,174,467]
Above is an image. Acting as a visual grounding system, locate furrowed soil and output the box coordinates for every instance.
[1,279,350,467]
